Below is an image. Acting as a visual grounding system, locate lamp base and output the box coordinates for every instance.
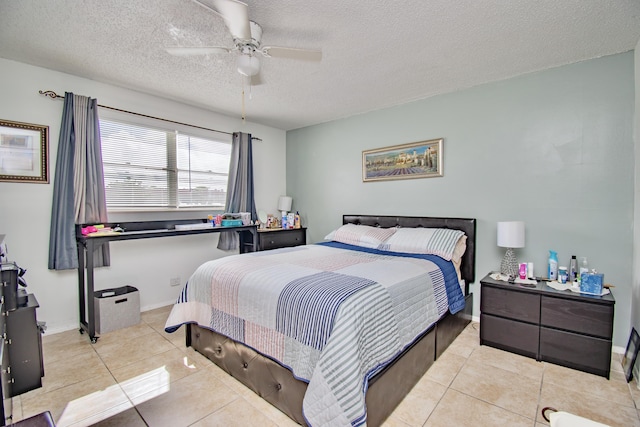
[500,248,519,277]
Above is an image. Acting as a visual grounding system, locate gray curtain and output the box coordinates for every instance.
[48,92,110,270]
[217,132,257,251]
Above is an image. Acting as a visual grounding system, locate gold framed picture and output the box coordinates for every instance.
[362,138,443,182]
[0,119,49,183]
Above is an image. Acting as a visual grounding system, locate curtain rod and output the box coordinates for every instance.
[38,90,262,141]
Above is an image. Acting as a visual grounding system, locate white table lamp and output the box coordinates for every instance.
[278,196,292,217]
[497,221,525,277]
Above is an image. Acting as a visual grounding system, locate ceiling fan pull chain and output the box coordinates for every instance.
[241,87,246,123]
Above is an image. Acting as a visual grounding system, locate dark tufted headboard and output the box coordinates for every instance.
[343,215,476,289]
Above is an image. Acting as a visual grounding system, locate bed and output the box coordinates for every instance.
[165,215,476,426]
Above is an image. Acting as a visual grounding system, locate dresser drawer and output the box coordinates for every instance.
[259,229,306,251]
[540,327,611,377]
[480,313,539,359]
[480,285,541,323]
[540,296,613,339]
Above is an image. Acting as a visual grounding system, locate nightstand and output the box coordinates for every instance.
[256,228,307,251]
[479,273,615,378]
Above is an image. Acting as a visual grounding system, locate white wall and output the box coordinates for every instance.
[287,52,635,348]
[0,58,287,334]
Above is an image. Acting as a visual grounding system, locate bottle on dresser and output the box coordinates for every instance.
[569,255,578,282]
[578,257,589,282]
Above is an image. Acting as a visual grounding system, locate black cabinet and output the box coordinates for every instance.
[5,294,44,396]
[0,301,9,425]
[0,262,44,426]
[480,273,614,378]
[256,228,307,251]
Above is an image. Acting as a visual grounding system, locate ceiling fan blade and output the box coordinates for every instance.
[261,46,322,61]
[208,0,251,41]
[165,46,230,56]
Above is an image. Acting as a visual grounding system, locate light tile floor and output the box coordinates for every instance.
[11,305,640,427]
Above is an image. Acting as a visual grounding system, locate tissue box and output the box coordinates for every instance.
[221,219,243,227]
[580,273,604,295]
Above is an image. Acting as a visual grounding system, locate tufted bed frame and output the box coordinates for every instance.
[185,215,476,426]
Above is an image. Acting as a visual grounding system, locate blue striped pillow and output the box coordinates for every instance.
[378,228,465,261]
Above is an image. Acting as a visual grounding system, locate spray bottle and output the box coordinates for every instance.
[548,250,558,281]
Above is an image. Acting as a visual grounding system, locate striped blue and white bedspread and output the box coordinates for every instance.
[165,242,464,427]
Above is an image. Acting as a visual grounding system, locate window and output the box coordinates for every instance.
[100,118,231,210]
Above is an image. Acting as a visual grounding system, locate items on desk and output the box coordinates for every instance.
[578,256,589,281]
[569,255,578,282]
[489,272,537,285]
[580,272,605,295]
[548,250,558,281]
[558,266,568,284]
[174,223,214,231]
[81,224,123,237]
[518,263,527,279]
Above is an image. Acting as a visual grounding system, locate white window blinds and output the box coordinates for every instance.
[100,119,231,210]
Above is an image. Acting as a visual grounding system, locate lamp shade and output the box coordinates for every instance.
[497,221,525,248]
[277,196,292,212]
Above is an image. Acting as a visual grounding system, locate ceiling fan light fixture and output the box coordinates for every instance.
[237,54,260,77]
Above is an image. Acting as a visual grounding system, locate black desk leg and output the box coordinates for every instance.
[77,240,98,343]
[86,240,98,343]
[77,241,87,336]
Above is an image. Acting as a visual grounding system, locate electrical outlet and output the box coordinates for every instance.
[170,277,181,287]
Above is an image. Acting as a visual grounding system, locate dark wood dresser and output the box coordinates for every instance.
[0,263,45,425]
[256,228,307,251]
[479,273,615,378]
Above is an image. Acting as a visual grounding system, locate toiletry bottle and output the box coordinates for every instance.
[548,250,558,280]
[569,255,577,282]
[282,214,287,229]
[294,211,301,229]
[578,257,589,282]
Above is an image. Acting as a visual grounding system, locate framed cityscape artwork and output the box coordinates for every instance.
[362,138,443,182]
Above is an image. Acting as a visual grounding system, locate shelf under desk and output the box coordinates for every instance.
[76,219,258,343]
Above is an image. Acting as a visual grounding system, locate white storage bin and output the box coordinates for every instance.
[94,286,140,334]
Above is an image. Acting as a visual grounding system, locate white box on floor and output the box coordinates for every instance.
[94,285,140,334]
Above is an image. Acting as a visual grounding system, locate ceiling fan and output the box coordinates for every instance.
[167,0,322,80]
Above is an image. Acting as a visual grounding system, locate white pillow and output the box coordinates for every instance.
[378,227,466,261]
[324,224,397,249]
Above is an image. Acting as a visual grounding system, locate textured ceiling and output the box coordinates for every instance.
[1,0,639,130]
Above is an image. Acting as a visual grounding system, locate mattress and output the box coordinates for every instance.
[165,242,464,426]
